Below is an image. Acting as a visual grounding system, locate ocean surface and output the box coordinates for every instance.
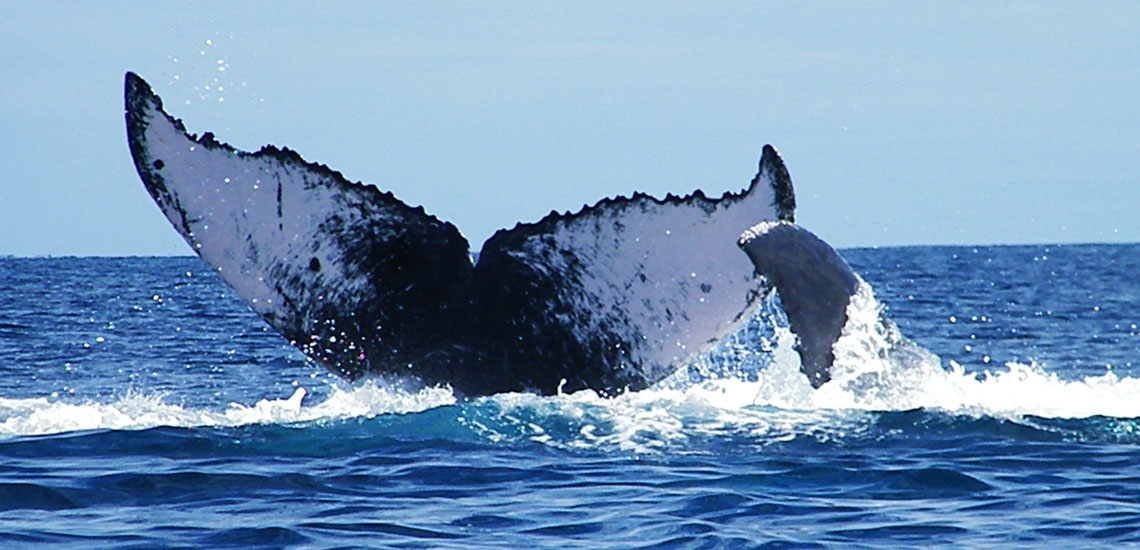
[1,244,1138,549]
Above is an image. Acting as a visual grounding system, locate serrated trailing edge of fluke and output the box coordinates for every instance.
[124,72,461,239]
[489,144,796,247]
[123,70,799,397]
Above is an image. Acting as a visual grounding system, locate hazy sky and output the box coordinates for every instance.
[2,2,1137,256]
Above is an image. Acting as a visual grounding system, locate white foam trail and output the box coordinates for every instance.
[477,355,875,454]
[221,379,456,426]
[747,334,1140,419]
[899,362,1140,419]
[2,279,1135,445]
[469,311,1139,453]
[0,379,456,438]
[0,393,199,436]
[731,281,1140,420]
[470,280,1140,452]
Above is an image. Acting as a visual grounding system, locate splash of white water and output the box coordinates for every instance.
[1,281,1136,444]
[0,379,455,438]
[741,279,1140,419]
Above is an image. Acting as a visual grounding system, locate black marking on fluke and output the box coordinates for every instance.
[124,71,797,397]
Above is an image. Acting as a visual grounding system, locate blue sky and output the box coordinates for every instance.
[1,2,1137,256]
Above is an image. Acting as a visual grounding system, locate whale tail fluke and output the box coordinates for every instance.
[125,71,795,396]
[125,72,479,384]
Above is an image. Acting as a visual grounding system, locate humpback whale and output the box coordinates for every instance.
[124,72,798,397]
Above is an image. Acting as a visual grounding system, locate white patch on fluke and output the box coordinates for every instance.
[133,100,370,322]
[504,175,787,384]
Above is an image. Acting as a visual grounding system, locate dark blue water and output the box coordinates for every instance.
[1,245,1138,548]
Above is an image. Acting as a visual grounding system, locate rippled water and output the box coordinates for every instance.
[1,245,1138,548]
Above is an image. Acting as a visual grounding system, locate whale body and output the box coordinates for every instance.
[124,72,797,397]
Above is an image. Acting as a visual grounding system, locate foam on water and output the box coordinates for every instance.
[1,279,1136,446]
[752,279,1140,419]
[466,279,1140,451]
[0,379,456,438]
[467,375,873,454]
